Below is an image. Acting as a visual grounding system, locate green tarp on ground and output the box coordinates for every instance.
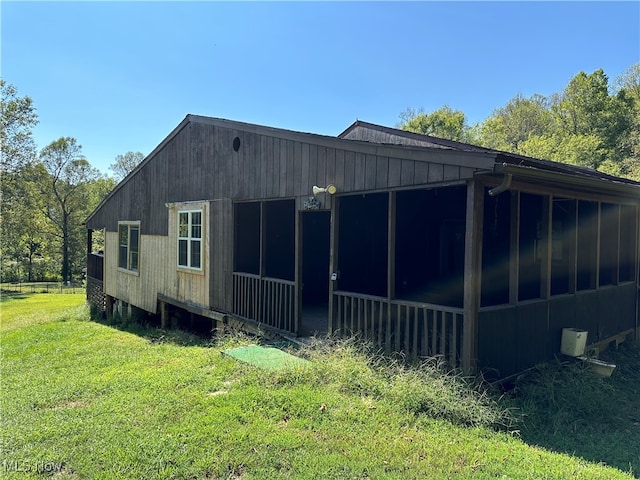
[222,345,310,370]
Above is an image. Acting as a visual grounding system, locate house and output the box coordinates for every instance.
[86,115,640,379]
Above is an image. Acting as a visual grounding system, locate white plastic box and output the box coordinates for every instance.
[560,328,588,357]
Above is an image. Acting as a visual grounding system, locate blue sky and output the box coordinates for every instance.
[2,1,639,175]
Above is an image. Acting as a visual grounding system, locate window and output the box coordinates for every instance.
[178,210,202,269]
[118,223,139,272]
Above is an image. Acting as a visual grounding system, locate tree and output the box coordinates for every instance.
[38,137,101,282]
[399,106,475,143]
[0,79,38,172]
[0,165,55,281]
[479,94,551,152]
[550,69,634,166]
[109,151,144,182]
[613,63,640,180]
[0,81,43,281]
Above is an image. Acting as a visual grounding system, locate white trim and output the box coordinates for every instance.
[177,209,203,271]
[117,221,141,275]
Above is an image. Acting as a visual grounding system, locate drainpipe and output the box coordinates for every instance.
[488,173,512,196]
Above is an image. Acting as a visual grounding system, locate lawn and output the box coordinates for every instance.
[0,293,636,479]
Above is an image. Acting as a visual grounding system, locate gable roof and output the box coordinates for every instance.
[339,120,640,189]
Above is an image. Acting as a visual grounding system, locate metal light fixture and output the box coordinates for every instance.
[312,184,337,196]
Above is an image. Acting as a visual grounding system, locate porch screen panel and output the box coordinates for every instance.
[481,189,511,307]
[599,203,619,286]
[518,193,544,302]
[263,200,295,281]
[234,202,261,274]
[577,200,598,291]
[619,204,637,282]
[337,193,388,297]
[395,186,466,307]
[551,198,576,296]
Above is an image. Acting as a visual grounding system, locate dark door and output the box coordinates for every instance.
[300,211,331,336]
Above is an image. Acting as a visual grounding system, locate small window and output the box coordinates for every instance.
[118,223,140,272]
[178,210,203,270]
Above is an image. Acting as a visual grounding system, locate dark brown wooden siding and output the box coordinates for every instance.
[340,124,450,148]
[477,282,637,379]
[87,119,492,234]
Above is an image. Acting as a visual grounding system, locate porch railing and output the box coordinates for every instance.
[232,272,296,333]
[87,253,104,281]
[332,291,463,366]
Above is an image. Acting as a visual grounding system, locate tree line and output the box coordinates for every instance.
[2,65,638,283]
[399,65,640,181]
[0,79,143,283]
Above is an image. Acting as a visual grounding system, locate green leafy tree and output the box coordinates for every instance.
[613,63,640,180]
[550,69,634,168]
[0,80,42,281]
[109,151,144,182]
[399,106,476,143]
[475,66,638,179]
[479,94,551,152]
[0,79,38,172]
[38,138,101,282]
[0,166,55,281]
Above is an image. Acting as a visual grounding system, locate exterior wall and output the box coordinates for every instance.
[477,283,637,379]
[87,119,493,235]
[104,200,210,314]
[88,116,492,317]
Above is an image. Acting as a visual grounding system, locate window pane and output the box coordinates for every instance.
[191,240,201,269]
[192,211,201,226]
[118,225,128,268]
[179,213,189,238]
[119,225,128,246]
[130,252,139,272]
[178,239,188,266]
[119,245,128,269]
[130,226,139,253]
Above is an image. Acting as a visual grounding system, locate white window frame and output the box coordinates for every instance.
[177,210,203,271]
[117,221,140,274]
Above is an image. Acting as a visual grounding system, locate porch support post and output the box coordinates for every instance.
[105,295,114,318]
[294,199,301,335]
[387,191,396,301]
[160,300,168,329]
[328,197,340,333]
[462,179,484,374]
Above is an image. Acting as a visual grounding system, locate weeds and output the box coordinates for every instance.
[2,295,636,479]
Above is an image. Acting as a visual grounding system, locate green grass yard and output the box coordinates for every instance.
[0,293,637,479]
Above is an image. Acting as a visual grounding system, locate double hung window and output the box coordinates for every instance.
[178,210,202,270]
[118,222,140,272]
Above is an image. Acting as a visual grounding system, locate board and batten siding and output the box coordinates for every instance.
[86,117,495,235]
[103,200,210,313]
[88,116,496,316]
